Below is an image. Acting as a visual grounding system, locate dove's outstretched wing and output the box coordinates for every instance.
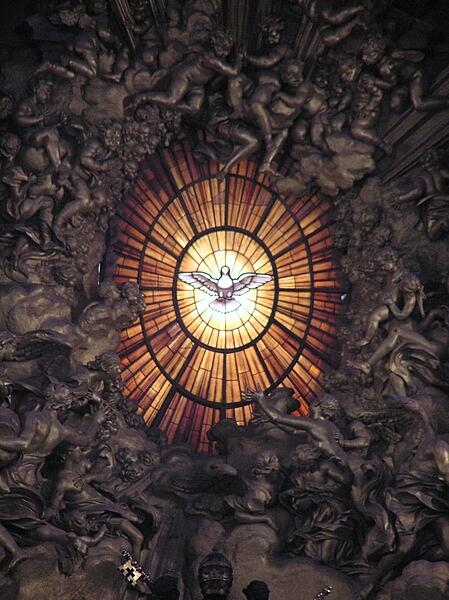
[233,273,272,296]
[178,272,219,296]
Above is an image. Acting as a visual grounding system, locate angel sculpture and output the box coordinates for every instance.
[178,266,272,313]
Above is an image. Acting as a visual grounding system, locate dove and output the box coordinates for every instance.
[178,266,272,313]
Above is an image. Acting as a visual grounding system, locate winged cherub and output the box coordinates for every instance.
[178,266,272,313]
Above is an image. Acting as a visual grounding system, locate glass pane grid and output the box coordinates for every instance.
[112,143,343,451]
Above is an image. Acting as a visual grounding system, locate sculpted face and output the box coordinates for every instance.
[282,63,304,87]
[212,34,233,57]
[340,59,362,83]
[313,68,329,89]
[46,383,74,412]
[291,444,321,465]
[360,73,377,92]
[34,81,53,104]
[420,148,440,170]
[0,133,21,160]
[361,38,386,65]
[267,387,300,414]
[87,0,107,15]
[187,14,213,44]
[0,95,13,120]
[267,27,281,46]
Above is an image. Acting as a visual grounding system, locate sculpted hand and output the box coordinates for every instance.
[95,402,110,424]
[73,476,85,490]
[390,193,403,210]
[236,50,246,62]
[123,95,140,114]
[42,109,60,127]
[333,431,344,444]
[241,388,264,405]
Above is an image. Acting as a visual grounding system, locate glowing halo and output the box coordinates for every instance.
[175,229,276,350]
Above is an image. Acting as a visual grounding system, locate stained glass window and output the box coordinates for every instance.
[111,138,344,451]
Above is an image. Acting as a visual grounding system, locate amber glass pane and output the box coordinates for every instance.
[111,140,343,451]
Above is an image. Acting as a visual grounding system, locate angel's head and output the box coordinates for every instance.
[291,443,321,469]
[266,387,300,414]
[311,393,344,422]
[252,450,280,477]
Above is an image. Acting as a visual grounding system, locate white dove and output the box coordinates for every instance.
[178,266,272,313]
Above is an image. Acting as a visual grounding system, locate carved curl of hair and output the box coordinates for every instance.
[259,15,285,34]
[361,33,387,54]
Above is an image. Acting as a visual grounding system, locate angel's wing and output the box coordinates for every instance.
[233,272,272,296]
[178,272,219,296]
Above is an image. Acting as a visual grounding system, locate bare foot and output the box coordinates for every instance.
[259,164,281,177]
[354,338,370,348]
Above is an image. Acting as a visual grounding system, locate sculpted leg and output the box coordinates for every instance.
[0,523,29,568]
[233,510,278,531]
[249,99,274,148]
[360,305,390,346]
[434,517,449,556]
[32,129,62,171]
[139,76,190,107]
[410,72,449,112]
[109,517,144,558]
[66,58,97,79]
[227,75,247,118]
[259,129,288,174]
[322,4,365,26]
[350,120,392,154]
[222,128,260,173]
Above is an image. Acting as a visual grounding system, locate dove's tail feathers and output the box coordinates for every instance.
[209,298,241,313]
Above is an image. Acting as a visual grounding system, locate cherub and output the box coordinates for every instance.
[37,11,130,83]
[350,73,392,154]
[356,268,425,350]
[2,165,60,255]
[334,55,363,113]
[227,16,292,132]
[296,0,370,47]
[0,382,107,489]
[125,31,241,117]
[46,445,143,558]
[52,180,113,244]
[256,59,309,173]
[15,79,67,172]
[361,33,449,113]
[351,300,449,395]
[193,94,260,179]
[382,147,449,241]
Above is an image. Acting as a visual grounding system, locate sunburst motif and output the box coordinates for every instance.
[111,136,344,451]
